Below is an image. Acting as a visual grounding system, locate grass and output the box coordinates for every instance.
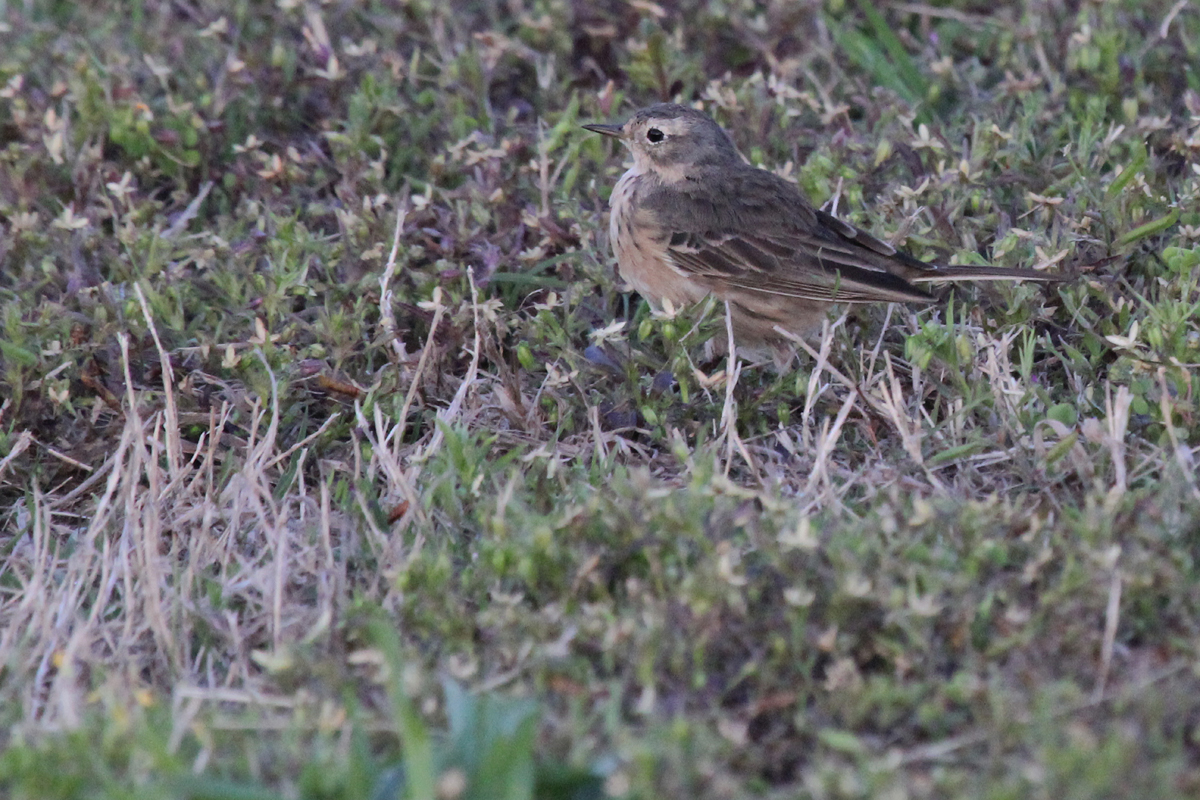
[2,0,1200,797]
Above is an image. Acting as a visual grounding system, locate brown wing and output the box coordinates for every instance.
[640,168,935,304]
[642,166,1063,301]
[664,228,934,304]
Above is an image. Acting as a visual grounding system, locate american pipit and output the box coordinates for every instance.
[584,103,1066,355]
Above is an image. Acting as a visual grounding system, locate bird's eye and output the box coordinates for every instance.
[646,128,664,143]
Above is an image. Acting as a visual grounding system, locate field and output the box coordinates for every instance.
[2,0,1200,797]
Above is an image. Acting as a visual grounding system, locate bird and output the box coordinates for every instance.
[583,103,1067,358]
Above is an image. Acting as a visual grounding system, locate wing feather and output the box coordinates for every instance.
[642,169,937,304]
[640,166,1059,306]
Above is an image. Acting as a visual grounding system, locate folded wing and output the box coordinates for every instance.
[644,168,1060,303]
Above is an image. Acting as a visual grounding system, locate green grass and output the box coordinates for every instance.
[3,0,1200,797]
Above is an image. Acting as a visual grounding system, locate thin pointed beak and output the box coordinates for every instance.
[583,122,624,139]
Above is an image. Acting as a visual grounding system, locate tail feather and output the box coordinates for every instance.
[909,265,1071,283]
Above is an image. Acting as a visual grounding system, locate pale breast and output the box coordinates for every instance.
[608,168,708,311]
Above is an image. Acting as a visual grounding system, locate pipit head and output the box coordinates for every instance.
[583,104,740,177]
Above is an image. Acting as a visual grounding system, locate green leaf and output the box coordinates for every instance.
[1116,209,1180,247]
[857,0,928,102]
[927,440,986,466]
[831,27,920,107]
[367,619,436,800]
[1106,144,1148,197]
[817,728,866,755]
[1044,432,1079,467]
[1047,403,1079,427]
[0,338,38,367]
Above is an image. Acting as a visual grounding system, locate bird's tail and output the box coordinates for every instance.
[909,265,1071,283]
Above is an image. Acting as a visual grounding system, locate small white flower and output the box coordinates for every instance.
[106,171,136,199]
[588,319,626,344]
[53,205,89,231]
[1104,320,1140,350]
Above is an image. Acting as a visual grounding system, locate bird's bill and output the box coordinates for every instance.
[582,122,625,138]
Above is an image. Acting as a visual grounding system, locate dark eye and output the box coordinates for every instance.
[646,128,664,143]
